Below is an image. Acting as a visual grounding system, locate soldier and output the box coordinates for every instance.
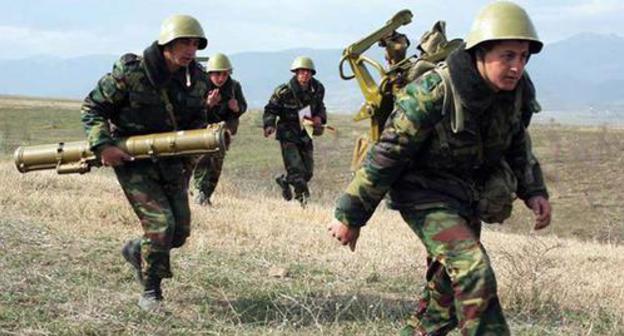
[81,14,211,312]
[192,53,247,206]
[263,56,327,207]
[327,2,552,335]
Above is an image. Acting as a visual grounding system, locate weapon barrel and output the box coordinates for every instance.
[14,123,230,174]
[118,123,229,159]
[345,9,413,57]
[14,140,93,173]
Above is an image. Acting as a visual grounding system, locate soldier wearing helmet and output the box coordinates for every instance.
[191,52,247,206]
[81,14,212,312]
[328,2,551,335]
[263,56,327,207]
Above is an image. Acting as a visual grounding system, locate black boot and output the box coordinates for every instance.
[138,277,165,313]
[275,175,293,201]
[294,184,310,208]
[194,190,212,206]
[121,239,143,286]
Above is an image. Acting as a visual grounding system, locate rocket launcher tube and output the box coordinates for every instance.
[14,122,230,174]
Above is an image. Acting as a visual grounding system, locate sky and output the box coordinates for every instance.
[0,0,622,59]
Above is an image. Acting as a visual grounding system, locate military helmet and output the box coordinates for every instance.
[206,53,233,72]
[290,56,316,74]
[158,14,207,50]
[465,1,542,54]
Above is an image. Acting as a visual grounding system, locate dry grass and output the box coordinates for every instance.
[2,97,624,334]
[1,161,623,335]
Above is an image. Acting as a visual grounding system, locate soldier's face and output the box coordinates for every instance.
[295,69,313,87]
[209,71,230,87]
[164,38,201,70]
[478,40,530,92]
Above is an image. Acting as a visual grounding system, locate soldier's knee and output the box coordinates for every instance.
[145,232,173,250]
[445,244,495,283]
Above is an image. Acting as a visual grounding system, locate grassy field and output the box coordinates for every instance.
[1,96,623,335]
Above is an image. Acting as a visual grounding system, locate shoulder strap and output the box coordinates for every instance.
[286,81,305,110]
[159,89,178,130]
[433,64,464,133]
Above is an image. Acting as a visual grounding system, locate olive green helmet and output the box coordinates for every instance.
[158,14,207,50]
[206,53,232,72]
[465,1,542,54]
[290,56,316,74]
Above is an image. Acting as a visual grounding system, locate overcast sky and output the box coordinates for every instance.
[0,0,622,59]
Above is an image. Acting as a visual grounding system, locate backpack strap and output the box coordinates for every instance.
[433,63,464,133]
[287,81,305,110]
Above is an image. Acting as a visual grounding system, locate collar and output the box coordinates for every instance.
[289,76,316,95]
[143,41,200,89]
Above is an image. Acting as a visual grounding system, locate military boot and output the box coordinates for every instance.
[275,175,293,201]
[138,277,166,313]
[121,239,143,286]
[194,190,212,206]
[294,185,310,208]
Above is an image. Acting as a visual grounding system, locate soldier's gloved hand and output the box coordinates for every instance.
[206,89,221,107]
[227,98,240,114]
[526,196,552,230]
[263,126,276,138]
[100,145,134,167]
[328,218,360,252]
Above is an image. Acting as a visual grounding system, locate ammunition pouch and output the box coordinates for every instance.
[476,160,518,224]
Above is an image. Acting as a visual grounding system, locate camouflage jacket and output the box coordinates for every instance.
[263,77,327,143]
[335,48,549,227]
[81,41,211,153]
[206,77,247,125]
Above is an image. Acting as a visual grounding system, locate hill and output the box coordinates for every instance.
[1,32,624,117]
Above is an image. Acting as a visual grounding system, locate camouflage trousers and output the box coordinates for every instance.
[191,151,226,198]
[279,139,314,196]
[399,208,510,336]
[114,159,191,282]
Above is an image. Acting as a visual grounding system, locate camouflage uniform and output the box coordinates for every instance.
[191,77,247,202]
[335,48,548,335]
[81,42,210,286]
[263,77,327,201]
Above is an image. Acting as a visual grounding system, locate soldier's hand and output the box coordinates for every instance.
[227,98,239,113]
[328,218,360,252]
[263,126,276,138]
[312,116,322,127]
[100,145,134,167]
[526,196,552,230]
[206,89,221,107]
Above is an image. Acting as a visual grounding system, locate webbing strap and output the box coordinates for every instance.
[160,89,178,130]
[433,64,464,133]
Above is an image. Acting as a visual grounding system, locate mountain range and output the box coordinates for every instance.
[1,32,623,116]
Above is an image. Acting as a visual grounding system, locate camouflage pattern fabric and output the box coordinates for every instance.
[263,76,327,143]
[81,42,210,150]
[280,139,314,197]
[81,41,211,285]
[263,77,326,199]
[114,160,190,280]
[204,78,247,129]
[335,48,548,227]
[192,77,246,199]
[400,208,510,335]
[334,48,548,335]
[192,151,225,198]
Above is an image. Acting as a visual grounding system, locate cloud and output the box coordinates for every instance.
[0,25,144,59]
[565,0,624,15]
